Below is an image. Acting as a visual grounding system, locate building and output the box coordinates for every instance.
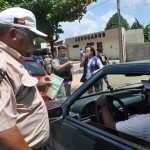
[65,28,144,61]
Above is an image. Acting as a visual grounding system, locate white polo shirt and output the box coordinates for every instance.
[116,114,150,142]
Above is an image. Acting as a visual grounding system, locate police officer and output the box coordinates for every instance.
[0,7,51,150]
[52,46,74,98]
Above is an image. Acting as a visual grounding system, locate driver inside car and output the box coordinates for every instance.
[95,80,150,142]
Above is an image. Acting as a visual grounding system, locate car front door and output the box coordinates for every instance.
[49,114,147,150]
[48,68,150,150]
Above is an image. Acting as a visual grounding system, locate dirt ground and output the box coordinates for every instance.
[71,60,120,89]
[72,73,83,88]
[71,73,149,90]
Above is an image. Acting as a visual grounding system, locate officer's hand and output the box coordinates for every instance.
[36,75,52,87]
[68,61,73,67]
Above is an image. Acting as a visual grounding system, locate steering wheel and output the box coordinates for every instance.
[95,95,128,123]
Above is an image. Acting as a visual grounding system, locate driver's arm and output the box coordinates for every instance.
[95,95,116,129]
[0,125,31,150]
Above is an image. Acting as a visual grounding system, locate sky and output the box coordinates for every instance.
[59,0,150,41]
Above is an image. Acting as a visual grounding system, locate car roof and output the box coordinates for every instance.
[102,60,150,75]
[23,57,46,77]
[23,57,35,61]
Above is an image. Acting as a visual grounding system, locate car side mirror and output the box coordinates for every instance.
[47,106,63,122]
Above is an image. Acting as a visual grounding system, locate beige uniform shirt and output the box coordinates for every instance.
[0,41,49,149]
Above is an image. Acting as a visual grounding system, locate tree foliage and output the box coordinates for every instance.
[105,13,130,30]
[0,0,90,52]
[131,18,143,30]
[144,24,150,42]
[105,13,150,42]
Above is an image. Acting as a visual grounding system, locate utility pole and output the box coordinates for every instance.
[117,0,123,63]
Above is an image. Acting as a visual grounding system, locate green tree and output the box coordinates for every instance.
[105,13,130,30]
[0,0,90,53]
[131,18,143,30]
[144,24,150,42]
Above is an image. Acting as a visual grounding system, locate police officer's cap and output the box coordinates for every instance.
[58,46,66,51]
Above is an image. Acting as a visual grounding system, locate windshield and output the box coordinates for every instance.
[81,74,150,97]
[107,75,150,89]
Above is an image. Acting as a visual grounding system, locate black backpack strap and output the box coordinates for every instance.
[0,69,15,94]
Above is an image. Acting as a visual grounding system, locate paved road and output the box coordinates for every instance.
[72,73,83,88]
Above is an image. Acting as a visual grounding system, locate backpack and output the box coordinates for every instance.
[98,54,107,65]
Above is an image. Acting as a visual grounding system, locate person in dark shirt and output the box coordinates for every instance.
[97,48,110,66]
[97,48,110,89]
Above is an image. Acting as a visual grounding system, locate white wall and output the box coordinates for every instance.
[65,28,144,60]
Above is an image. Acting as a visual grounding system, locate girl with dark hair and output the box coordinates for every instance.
[80,46,103,93]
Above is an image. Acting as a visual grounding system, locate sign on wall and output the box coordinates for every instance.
[75,32,105,42]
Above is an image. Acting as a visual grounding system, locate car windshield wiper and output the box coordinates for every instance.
[114,82,142,90]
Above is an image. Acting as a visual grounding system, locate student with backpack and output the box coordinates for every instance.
[97,48,110,66]
[97,48,110,89]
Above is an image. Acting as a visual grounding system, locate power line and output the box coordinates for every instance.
[87,1,149,12]
[87,0,113,11]
[121,3,149,10]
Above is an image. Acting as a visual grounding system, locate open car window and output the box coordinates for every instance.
[80,74,150,98]
[69,73,150,148]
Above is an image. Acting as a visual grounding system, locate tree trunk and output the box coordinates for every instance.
[50,40,55,58]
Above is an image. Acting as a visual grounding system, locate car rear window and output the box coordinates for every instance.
[24,60,46,76]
